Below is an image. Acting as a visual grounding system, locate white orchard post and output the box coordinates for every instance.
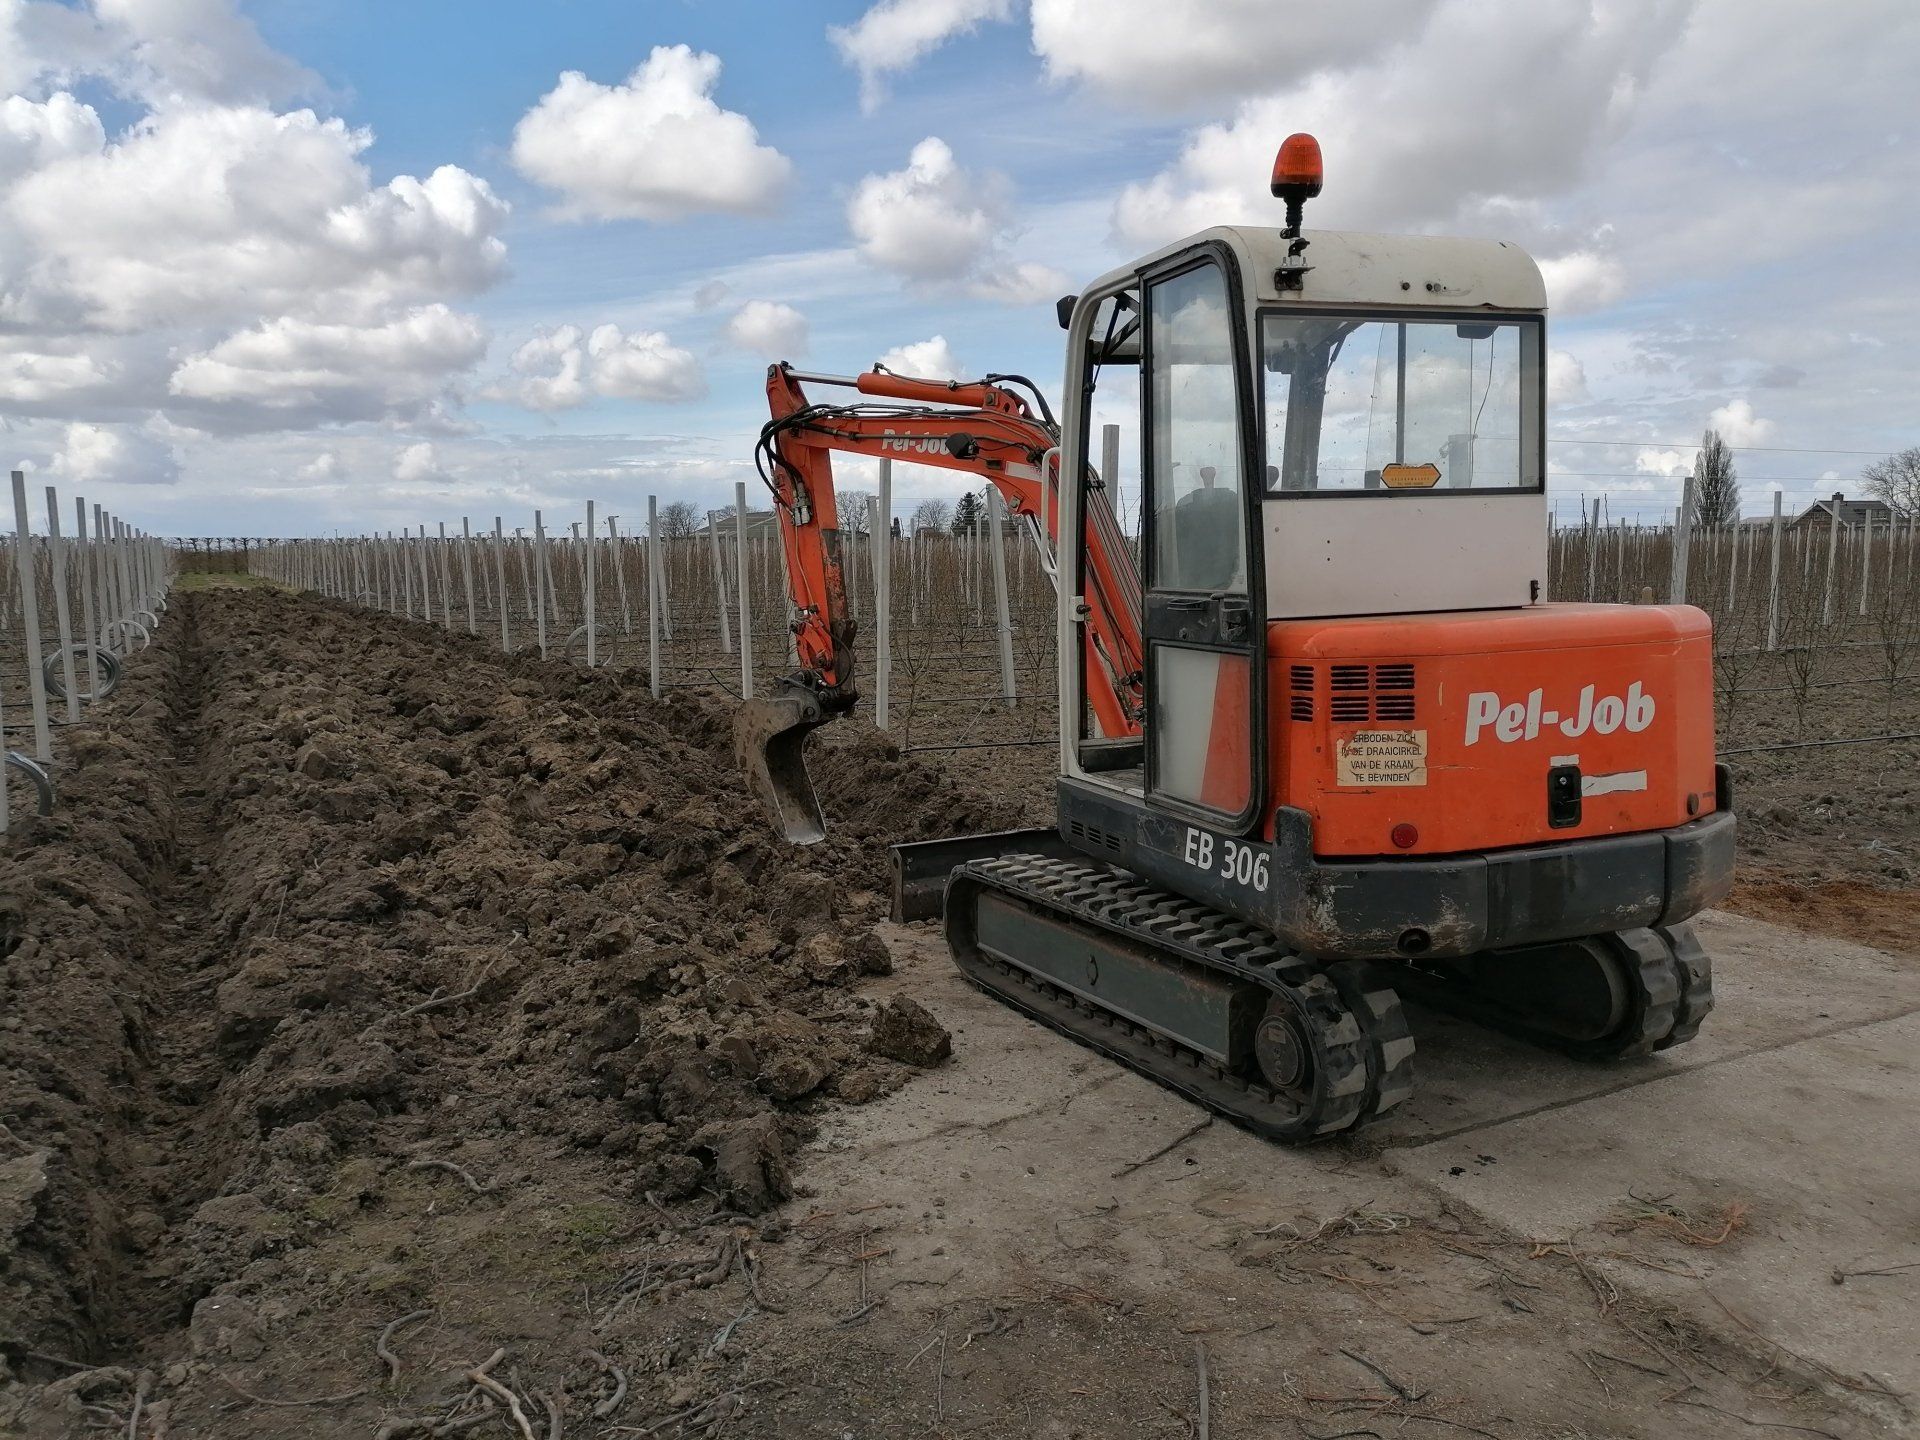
[734,482,754,698]
[1820,493,1843,624]
[1727,505,1742,612]
[492,517,511,651]
[707,509,733,655]
[1765,490,1784,651]
[460,518,476,633]
[42,486,79,723]
[10,472,53,763]
[986,486,1016,706]
[585,499,598,668]
[873,459,893,729]
[1584,495,1601,602]
[532,510,550,657]
[1668,473,1695,605]
[608,514,632,635]
[1858,508,1874,618]
[436,522,453,629]
[73,497,101,698]
[647,495,663,699]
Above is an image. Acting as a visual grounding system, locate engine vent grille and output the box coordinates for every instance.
[1297,661,1418,723]
[1068,818,1122,853]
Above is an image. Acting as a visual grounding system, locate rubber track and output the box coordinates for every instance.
[1400,926,1694,1061]
[1654,921,1714,1051]
[945,853,1414,1142]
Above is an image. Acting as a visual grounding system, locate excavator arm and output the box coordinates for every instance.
[736,361,1144,842]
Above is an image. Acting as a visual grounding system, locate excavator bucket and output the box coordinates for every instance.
[734,684,830,844]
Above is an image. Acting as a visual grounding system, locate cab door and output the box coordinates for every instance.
[1139,249,1264,830]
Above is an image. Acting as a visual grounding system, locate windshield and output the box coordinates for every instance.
[1261,312,1541,493]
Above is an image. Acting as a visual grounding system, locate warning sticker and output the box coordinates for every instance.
[1336,729,1429,787]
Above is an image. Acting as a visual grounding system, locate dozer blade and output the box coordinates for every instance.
[734,686,829,844]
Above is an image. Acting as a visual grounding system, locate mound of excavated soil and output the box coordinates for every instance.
[0,589,1026,1433]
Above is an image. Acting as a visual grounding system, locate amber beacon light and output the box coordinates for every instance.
[1271,132,1323,238]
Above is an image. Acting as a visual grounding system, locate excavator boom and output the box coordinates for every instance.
[736,362,1143,842]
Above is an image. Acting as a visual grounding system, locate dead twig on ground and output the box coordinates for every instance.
[216,1374,367,1407]
[125,1371,150,1440]
[1588,1349,1667,1378]
[1575,1350,1611,1397]
[1194,1341,1210,1440]
[465,1350,537,1440]
[1254,1203,1411,1250]
[1612,1195,1749,1247]
[1527,1237,1617,1315]
[586,1350,628,1420]
[936,1330,949,1423]
[405,1158,495,1197]
[1339,1349,1424,1403]
[1831,1259,1920,1284]
[1703,1289,1902,1399]
[374,1410,499,1439]
[1112,1116,1213,1178]
[375,1309,433,1386]
[1390,1414,1503,1438]
[537,1390,563,1440]
[1667,1393,1840,1438]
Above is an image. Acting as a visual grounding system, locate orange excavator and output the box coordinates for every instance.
[737,135,1731,1138]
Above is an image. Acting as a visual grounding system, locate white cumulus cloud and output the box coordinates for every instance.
[1707,397,1775,447]
[847,137,1065,304]
[1547,349,1589,405]
[2,0,314,106]
[393,441,445,484]
[1030,0,1433,107]
[47,418,178,485]
[585,324,706,402]
[1538,252,1627,314]
[168,305,490,425]
[1111,0,1692,250]
[830,0,1013,111]
[876,335,964,382]
[493,325,589,413]
[724,300,808,358]
[510,46,791,222]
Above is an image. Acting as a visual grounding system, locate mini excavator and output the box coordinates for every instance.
[736,135,1732,1138]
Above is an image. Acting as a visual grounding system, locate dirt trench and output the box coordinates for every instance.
[0,588,1024,1433]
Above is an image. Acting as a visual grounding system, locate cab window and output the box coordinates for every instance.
[1147,263,1246,592]
[1263,314,1541,493]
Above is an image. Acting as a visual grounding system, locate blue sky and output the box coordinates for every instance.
[1,0,1915,535]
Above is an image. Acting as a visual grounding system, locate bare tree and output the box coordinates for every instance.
[911,497,953,534]
[1862,446,1920,517]
[1694,429,1740,527]
[657,500,701,538]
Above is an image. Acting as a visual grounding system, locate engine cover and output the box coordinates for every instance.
[1268,603,1717,857]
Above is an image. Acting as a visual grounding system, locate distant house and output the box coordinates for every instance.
[710,508,781,539]
[1793,493,1895,531]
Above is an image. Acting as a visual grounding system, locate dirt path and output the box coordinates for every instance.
[0,589,1910,1438]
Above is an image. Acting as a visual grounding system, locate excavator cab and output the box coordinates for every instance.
[744,134,1733,1140]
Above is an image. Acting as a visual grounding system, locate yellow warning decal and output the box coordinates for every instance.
[1336,729,1428,787]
